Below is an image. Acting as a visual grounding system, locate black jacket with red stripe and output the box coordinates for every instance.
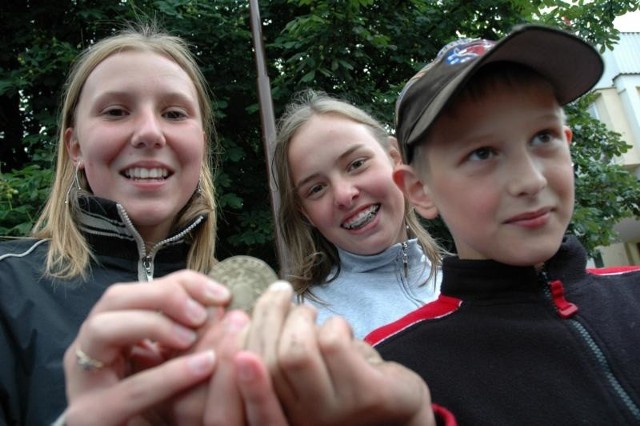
[366,236,640,425]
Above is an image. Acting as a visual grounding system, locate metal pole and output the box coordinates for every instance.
[248,0,288,275]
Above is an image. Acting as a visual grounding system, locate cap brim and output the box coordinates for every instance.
[406,24,604,152]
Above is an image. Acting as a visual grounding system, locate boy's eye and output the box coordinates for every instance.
[468,147,495,161]
[532,130,553,145]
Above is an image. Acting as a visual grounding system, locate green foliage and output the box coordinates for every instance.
[1,0,639,268]
[0,166,53,236]
[567,96,640,256]
[534,0,639,50]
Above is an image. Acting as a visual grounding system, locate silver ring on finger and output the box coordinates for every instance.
[75,346,106,371]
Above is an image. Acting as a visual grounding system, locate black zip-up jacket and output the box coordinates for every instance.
[0,196,206,425]
[366,236,640,425]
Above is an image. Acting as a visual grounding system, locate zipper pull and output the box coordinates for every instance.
[401,242,408,278]
[548,279,578,318]
[539,270,578,318]
[142,255,153,281]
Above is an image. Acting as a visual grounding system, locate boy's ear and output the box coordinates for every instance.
[563,125,573,146]
[65,128,83,165]
[393,164,439,220]
[387,136,402,166]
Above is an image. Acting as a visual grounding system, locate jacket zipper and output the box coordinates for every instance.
[539,270,640,421]
[116,204,204,282]
[394,241,423,307]
[142,255,153,281]
[401,241,408,278]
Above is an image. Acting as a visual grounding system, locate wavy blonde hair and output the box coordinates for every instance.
[273,90,443,296]
[32,23,218,279]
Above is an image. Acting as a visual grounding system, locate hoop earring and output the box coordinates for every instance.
[65,164,83,205]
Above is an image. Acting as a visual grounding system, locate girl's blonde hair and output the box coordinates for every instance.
[32,23,218,279]
[273,90,443,296]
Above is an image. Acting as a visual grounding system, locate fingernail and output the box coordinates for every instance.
[224,310,249,332]
[268,280,292,292]
[186,298,207,323]
[205,279,231,301]
[207,306,224,321]
[237,358,256,382]
[188,350,216,375]
[174,324,197,345]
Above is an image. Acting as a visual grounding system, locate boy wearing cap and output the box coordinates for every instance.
[365,24,640,424]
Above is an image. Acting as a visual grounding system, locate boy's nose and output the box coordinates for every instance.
[507,155,547,197]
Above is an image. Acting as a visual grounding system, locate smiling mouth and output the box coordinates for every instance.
[506,208,551,223]
[342,204,380,230]
[122,167,171,180]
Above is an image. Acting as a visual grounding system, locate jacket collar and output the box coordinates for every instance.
[76,195,206,260]
[441,235,587,300]
[336,238,422,273]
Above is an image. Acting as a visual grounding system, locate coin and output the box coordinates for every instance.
[208,255,279,311]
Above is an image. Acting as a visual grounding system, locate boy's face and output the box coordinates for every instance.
[395,81,574,265]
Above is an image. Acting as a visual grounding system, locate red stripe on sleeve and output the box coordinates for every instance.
[365,295,462,346]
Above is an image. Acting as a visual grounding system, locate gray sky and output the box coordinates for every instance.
[614,11,640,31]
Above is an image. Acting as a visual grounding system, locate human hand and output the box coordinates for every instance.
[165,307,288,425]
[244,281,437,426]
[152,255,287,425]
[63,270,231,425]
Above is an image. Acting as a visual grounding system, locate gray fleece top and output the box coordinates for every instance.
[300,239,441,339]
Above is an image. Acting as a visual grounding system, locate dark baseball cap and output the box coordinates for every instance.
[396,24,604,163]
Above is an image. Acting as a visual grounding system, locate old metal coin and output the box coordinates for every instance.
[208,255,278,311]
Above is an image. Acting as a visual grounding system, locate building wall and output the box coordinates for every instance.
[591,32,640,266]
[592,87,640,167]
[600,242,640,266]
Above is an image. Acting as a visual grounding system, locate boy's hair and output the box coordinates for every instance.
[273,89,443,296]
[412,63,564,176]
[32,22,218,279]
[395,24,604,165]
